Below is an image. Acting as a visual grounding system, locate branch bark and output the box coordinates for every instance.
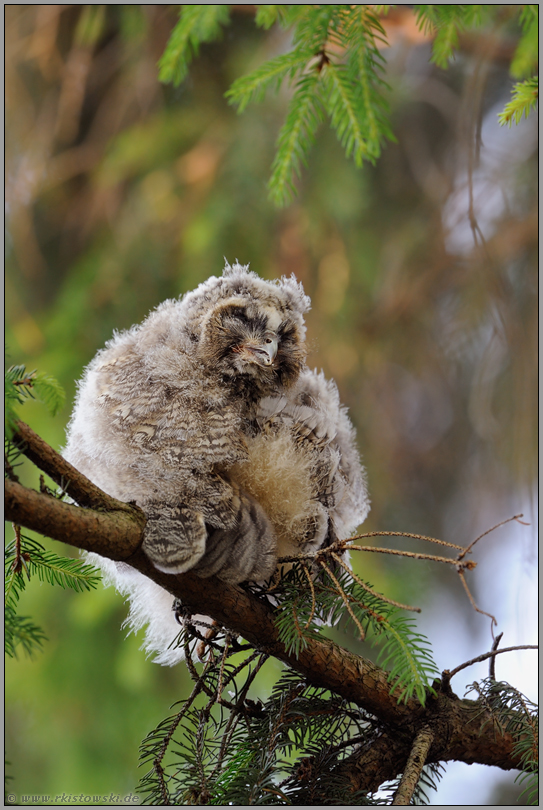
[5,422,527,789]
[391,727,434,805]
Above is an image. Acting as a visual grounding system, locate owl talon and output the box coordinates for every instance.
[196,621,221,661]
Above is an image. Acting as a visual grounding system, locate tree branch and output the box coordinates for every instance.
[391,726,434,805]
[5,478,144,559]
[4,426,530,787]
[11,420,132,511]
[445,645,538,681]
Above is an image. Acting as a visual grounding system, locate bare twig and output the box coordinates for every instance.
[4,453,20,482]
[348,531,465,551]
[345,544,465,567]
[12,420,133,513]
[318,558,367,640]
[216,633,231,701]
[453,515,530,636]
[280,520,523,629]
[391,726,434,805]
[456,566,498,634]
[330,550,421,613]
[490,632,504,681]
[184,630,205,685]
[300,561,317,629]
[11,523,31,580]
[445,644,538,681]
[279,536,466,571]
[457,514,525,561]
[462,23,500,251]
[277,530,466,566]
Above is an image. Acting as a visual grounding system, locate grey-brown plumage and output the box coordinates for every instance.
[64,262,369,664]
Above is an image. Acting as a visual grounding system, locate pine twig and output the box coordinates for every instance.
[330,550,421,614]
[300,561,317,629]
[146,675,209,803]
[391,726,434,805]
[211,653,268,781]
[318,557,367,640]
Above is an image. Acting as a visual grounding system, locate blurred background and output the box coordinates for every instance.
[5,5,537,805]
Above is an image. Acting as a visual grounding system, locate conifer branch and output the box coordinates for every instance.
[4,428,533,790]
[5,479,144,561]
[11,420,135,513]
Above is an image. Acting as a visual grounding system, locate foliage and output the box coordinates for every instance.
[510,5,539,79]
[467,678,539,805]
[158,5,231,87]
[138,628,386,806]
[5,363,65,438]
[5,534,100,659]
[498,77,539,126]
[159,4,538,204]
[412,4,489,67]
[271,562,438,704]
[5,366,99,660]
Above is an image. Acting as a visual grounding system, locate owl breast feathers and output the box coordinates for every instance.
[64,262,369,664]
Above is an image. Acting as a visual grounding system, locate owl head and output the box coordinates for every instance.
[119,263,311,398]
[191,263,310,395]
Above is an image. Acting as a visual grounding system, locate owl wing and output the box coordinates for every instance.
[66,343,277,580]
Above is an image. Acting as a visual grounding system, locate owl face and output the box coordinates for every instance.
[198,297,306,395]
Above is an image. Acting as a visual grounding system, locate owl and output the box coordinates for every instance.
[64,262,369,664]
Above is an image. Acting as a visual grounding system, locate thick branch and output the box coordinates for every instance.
[334,730,411,795]
[12,420,131,512]
[5,479,145,559]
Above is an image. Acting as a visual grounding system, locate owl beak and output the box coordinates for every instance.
[239,337,278,367]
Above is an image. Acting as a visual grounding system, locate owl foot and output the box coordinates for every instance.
[142,504,207,574]
[191,489,277,583]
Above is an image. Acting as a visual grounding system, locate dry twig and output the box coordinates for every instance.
[391,726,434,805]
[329,550,421,613]
[490,632,504,681]
[445,644,538,681]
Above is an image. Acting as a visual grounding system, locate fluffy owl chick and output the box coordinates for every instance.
[64,262,369,664]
